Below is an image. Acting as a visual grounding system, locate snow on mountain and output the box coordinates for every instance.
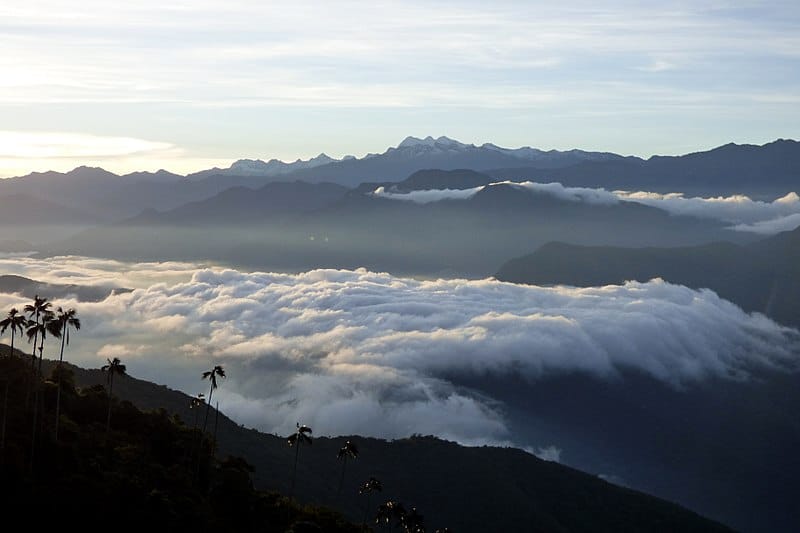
[184,135,629,181]
[228,153,336,176]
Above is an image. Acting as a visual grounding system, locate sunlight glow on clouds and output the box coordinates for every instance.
[0,0,797,173]
[0,131,173,159]
[0,256,797,446]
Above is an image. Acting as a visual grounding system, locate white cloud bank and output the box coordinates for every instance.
[372,182,800,233]
[0,257,797,447]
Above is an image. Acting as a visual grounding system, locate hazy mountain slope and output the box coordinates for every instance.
[352,168,497,195]
[0,192,102,243]
[0,274,129,302]
[139,181,350,224]
[0,193,98,225]
[495,225,800,327]
[29,356,732,533]
[490,139,800,198]
[45,181,737,277]
[0,166,266,222]
[449,368,800,533]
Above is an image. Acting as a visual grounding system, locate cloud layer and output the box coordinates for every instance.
[0,256,797,448]
[373,182,800,233]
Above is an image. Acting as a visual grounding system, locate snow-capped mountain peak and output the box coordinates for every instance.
[397,135,470,150]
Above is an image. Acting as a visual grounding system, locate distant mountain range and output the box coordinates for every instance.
[2,137,797,229]
[186,135,628,182]
[490,138,800,198]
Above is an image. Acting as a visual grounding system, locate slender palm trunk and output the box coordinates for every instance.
[29,331,45,473]
[105,372,114,438]
[29,380,38,472]
[37,334,45,376]
[1,379,8,454]
[54,324,67,441]
[286,438,302,524]
[26,314,39,408]
[337,456,348,500]
[34,335,46,439]
[289,439,301,501]
[1,330,15,453]
[362,492,373,531]
[201,383,214,434]
[30,312,39,374]
[212,401,219,454]
[195,385,215,482]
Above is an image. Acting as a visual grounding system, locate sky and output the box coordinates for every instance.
[1,0,798,177]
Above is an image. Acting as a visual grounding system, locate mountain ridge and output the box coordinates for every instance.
[494,224,800,327]
[10,353,732,533]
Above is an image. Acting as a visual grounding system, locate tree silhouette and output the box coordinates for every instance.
[376,500,406,532]
[0,307,28,453]
[189,393,205,431]
[336,439,359,500]
[200,365,225,435]
[400,507,425,533]
[25,306,59,470]
[359,477,383,530]
[0,308,27,357]
[101,357,127,438]
[23,296,51,376]
[286,422,313,504]
[25,308,59,377]
[53,307,80,441]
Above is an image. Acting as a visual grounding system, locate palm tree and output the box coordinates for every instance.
[26,308,59,470]
[189,393,205,430]
[25,309,59,377]
[101,357,127,438]
[286,422,313,503]
[200,365,225,434]
[23,296,51,375]
[359,477,383,530]
[336,439,359,499]
[400,507,425,533]
[0,307,27,452]
[53,307,80,441]
[376,500,406,532]
[0,308,27,357]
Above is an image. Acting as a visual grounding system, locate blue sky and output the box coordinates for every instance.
[0,0,798,176]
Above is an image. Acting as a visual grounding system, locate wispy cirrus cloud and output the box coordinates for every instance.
[0,0,798,173]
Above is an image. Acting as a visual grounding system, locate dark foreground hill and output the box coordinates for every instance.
[495,224,800,327]
[0,350,359,533]
[0,349,732,533]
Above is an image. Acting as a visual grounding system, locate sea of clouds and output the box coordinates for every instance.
[0,256,797,450]
[372,182,800,234]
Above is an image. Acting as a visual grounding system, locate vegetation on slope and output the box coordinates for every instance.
[0,351,358,532]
